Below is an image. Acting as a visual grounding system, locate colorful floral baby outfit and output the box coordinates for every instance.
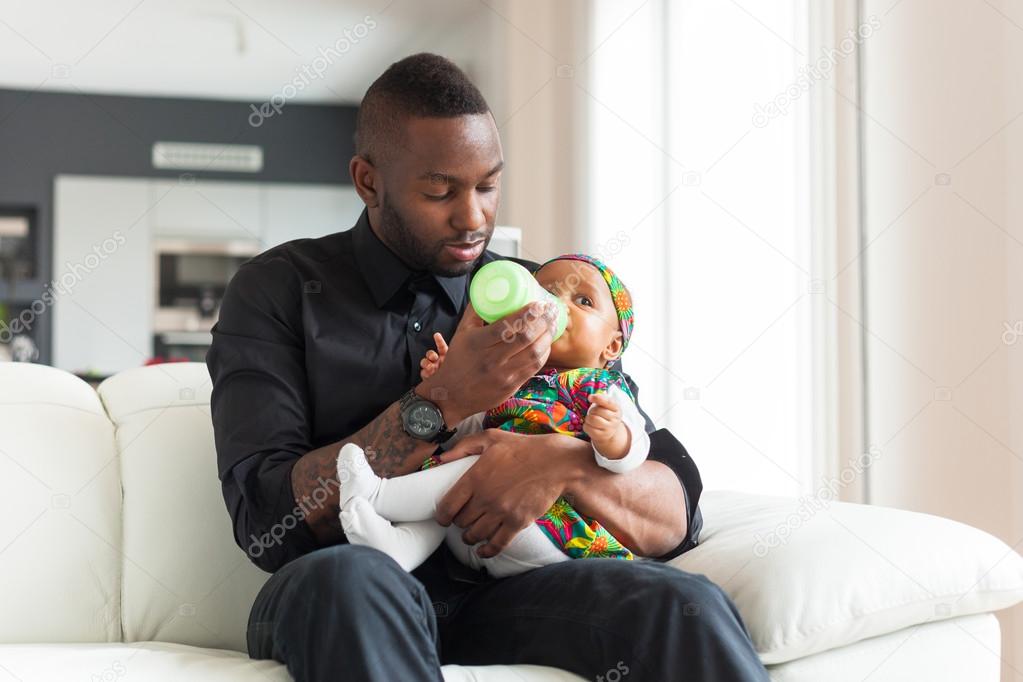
[422,366,637,561]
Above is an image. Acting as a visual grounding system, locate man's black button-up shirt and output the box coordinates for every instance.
[208,208,703,573]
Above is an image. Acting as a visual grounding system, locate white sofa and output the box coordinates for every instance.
[2,361,1022,681]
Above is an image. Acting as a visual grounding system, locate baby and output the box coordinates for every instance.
[337,253,649,577]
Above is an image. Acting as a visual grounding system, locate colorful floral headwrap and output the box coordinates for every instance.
[540,253,634,366]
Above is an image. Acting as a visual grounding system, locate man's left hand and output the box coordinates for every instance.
[436,429,585,559]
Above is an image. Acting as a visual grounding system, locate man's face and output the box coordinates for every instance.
[375,113,503,277]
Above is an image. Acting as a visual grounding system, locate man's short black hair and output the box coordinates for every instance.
[355,52,491,165]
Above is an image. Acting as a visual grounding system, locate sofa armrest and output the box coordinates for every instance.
[668,491,1023,664]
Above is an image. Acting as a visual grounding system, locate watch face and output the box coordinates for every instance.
[406,402,441,437]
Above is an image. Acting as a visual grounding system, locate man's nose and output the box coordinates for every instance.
[451,191,487,232]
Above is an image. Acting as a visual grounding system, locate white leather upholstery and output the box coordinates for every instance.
[673,490,1023,664]
[2,361,1021,681]
[0,616,1000,682]
[0,642,290,682]
[0,363,121,643]
[765,612,1001,681]
[93,362,586,681]
[96,363,268,653]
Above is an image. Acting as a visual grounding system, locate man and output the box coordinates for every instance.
[208,53,768,682]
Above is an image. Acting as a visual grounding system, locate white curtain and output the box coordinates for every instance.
[583,0,821,496]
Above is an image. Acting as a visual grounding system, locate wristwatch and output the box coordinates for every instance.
[399,386,458,444]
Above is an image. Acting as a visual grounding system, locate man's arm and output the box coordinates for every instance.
[561,443,688,558]
[290,397,446,545]
[296,298,565,544]
[209,255,438,568]
[436,429,690,559]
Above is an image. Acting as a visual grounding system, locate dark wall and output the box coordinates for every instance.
[0,87,358,363]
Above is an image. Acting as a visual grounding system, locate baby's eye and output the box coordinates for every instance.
[574,294,593,307]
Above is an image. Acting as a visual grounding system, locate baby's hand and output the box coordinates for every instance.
[584,392,630,459]
[419,332,449,380]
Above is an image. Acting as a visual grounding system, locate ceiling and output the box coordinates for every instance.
[0,0,491,103]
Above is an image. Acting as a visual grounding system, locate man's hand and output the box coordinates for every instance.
[417,300,559,426]
[435,429,588,559]
[437,427,689,559]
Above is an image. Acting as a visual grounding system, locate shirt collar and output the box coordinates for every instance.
[351,208,468,310]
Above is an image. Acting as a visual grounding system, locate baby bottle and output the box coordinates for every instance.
[469,260,568,340]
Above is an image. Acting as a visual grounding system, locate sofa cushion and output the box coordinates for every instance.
[0,364,122,643]
[0,642,586,682]
[672,490,1023,664]
[0,642,288,681]
[97,363,270,653]
[764,613,1001,682]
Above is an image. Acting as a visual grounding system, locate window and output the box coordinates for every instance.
[585,0,817,496]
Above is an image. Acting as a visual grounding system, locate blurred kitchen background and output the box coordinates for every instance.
[0,0,1021,675]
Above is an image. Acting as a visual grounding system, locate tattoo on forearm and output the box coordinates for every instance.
[290,400,432,544]
[356,402,425,477]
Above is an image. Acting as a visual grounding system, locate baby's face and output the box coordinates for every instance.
[534,259,623,370]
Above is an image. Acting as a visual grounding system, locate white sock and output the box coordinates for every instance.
[339,497,446,572]
[337,444,480,523]
[336,443,382,509]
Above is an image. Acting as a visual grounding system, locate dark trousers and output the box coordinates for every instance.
[247,542,770,682]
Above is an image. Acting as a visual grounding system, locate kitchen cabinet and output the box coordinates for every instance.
[52,176,362,375]
[150,179,262,242]
[53,176,154,376]
[262,183,364,249]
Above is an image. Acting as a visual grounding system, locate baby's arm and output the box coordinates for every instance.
[584,384,650,474]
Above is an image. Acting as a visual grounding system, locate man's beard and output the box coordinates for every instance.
[379,196,491,277]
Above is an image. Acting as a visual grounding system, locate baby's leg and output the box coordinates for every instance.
[340,497,445,572]
[337,443,479,522]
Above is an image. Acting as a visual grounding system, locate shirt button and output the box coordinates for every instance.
[412,320,422,332]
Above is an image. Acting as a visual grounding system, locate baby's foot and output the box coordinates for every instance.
[339,496,446,572]
[337,443,382,509]
[339,496,384,545]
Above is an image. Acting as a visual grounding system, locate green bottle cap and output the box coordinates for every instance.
[470,260,532,323]
[469,260,567,340]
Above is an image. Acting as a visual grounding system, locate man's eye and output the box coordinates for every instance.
[477,185,497,193]
[424,192,451,201]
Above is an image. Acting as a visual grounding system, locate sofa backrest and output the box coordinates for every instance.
[0,363,122,643]
[0,362,268,652]
[96,362,269,653]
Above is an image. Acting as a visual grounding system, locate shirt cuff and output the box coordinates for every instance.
[439,412,486,451]
[643,428,704,562]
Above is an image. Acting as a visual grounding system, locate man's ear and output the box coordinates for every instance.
[349,155,380,208]
[600,331,624,367]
